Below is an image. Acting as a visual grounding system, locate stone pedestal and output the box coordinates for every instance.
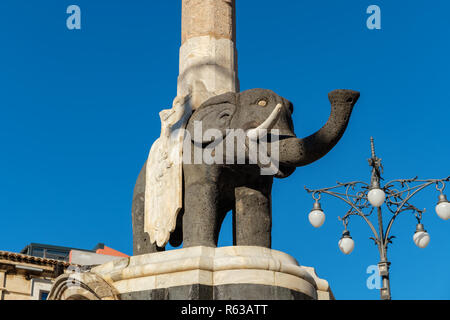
[48,246,334,300]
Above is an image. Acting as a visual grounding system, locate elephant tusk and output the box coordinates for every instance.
[247,103,283,141]
[257,103,283,130]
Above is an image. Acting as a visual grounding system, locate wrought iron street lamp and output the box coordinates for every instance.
[305,137,449,300]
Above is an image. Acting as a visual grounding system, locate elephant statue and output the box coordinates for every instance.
[132,88,359,255]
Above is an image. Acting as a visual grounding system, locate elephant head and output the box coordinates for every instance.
[185,88,359,177]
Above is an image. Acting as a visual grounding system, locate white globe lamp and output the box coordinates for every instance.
[309,200,326,228]
[436,194,450,221]
[338,230,355,255]
[368,188,386,208]
[413,224,430,249]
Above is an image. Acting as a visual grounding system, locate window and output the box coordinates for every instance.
[39,291,49,300]
[31,248,44,258]
[44,249,69,261]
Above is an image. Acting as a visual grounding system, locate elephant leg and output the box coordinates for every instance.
[183,182,221,248]
[234,186,272,248]
[169,209,184,248]
[132,162,165,255]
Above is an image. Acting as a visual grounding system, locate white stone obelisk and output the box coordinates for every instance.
[144,0,240,247]
[178,0,240,109]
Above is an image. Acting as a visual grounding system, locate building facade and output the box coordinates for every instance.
[0,250,70,300]
[1,243,128,300]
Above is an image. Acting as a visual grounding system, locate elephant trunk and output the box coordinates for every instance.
[278,89,359,168]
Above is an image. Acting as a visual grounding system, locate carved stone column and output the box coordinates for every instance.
[178,0,239,109]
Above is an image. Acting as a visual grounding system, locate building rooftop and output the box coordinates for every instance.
[20,243,97,262]
[0,250,72,267]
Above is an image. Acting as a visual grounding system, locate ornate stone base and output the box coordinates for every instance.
[49,246,334,300]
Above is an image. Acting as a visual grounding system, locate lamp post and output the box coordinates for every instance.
[305,137,450,300]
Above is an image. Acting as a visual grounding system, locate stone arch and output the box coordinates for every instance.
[48,271,119,300]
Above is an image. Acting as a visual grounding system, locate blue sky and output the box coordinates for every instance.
[0,1,449,300]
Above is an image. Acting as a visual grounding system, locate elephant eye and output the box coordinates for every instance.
[257,99,268,107]
[218,110,232,124]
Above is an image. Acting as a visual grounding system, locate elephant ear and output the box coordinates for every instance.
[186,92,237,144]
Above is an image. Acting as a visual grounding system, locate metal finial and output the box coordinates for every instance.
[368,137,383,186]
[370,137,376,159]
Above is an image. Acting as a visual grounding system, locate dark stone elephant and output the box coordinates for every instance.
[132,88,359,255]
